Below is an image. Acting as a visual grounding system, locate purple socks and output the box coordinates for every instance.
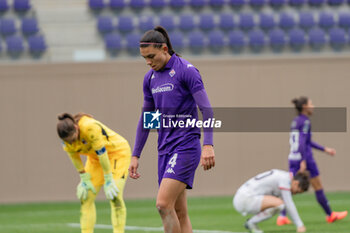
[316,189,332,216]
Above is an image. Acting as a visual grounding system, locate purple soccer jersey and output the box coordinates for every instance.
[142,54,205,155]
[288,114,324,177]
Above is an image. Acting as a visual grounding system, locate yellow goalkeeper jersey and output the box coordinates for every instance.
[63,116,129,160]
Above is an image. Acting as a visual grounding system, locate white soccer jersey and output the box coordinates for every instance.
[236,169,304,228]
[239,169,291,197]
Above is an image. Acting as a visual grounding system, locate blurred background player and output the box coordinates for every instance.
[233,169,309,233]
[57,113,131,233]
[277,97,347,226]
[129,26,215,233]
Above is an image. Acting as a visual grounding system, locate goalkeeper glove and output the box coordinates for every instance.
[104,173,119,200]
[76,172,96,200]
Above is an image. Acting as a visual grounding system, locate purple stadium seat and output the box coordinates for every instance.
[188,31,205,54]
[209,0,226,7]
[219,13,235,31]
[130,0,146,10]
[288,28,306,51]
[308,0,324,6]
[139,15,154,32]
[329,27,346,51]
[126,32,141,55]
[117,15,134,33]
[169,0,186,8]
[6,35,24,57]
[169,31,184,51]
[97,16,114,34]
[89,0,105,11]
[0,18,16,36]
[279,12,296,30]
[229,0,245,8]
[208,30,225,53]
[269,28,286,52]
[338,12,350,29]
[14,0,31,12]
[250,0,265,8]
[299,12,315,30]
[179,14,195,31]
[248,29,265,52]
[150,0,166,9]
[269,0,286,7]
[21,18,39,36]
[104,33,122,55]
[159,15,175,31]
[109,0,126,10]
[318,12,335,29]
[0,0,9,12]
[189,0,206,8]
[28,34,47,57]
[308,27,326,51]
[228,30,245,52]
[259,13,275,31]
[239,13,255,31]
[327,0,343,5]
[288,0,305,6]
[199,13,215,31]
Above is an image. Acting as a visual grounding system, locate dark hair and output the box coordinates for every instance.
[56,112,92,139]
[294,172,310,192]
[57,113,76,139]
[140,26,178,56]
[291,96,308,114]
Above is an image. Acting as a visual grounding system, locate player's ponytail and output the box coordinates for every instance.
[57,113,76,139]
[291,96,308,114]
[140,26,179,56]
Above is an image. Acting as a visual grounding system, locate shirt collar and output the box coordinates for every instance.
[163,54,176,70]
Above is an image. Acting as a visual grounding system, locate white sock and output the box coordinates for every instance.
[249,204,285,224]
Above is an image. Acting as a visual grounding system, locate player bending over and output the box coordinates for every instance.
[233,169,309,233]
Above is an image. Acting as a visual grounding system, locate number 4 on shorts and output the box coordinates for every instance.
[169,153,178,168]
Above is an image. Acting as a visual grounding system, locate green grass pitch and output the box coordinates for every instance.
[0,192,349,233]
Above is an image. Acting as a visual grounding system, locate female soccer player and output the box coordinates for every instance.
[129,26,215,233]
[57,113,131,233]
[277,97,347,226]
[234,169,309,233]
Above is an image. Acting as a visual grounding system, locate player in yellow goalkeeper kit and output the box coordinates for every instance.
[57,113,131,233]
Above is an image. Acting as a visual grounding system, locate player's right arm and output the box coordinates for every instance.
[281,190,305,231]
[67,152,85,173]
[130,72,155,179]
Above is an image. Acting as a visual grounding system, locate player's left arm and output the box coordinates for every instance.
[281,189,305,230]
[183,65,215,171]
[87,123,119,200]
[311,141,336,156]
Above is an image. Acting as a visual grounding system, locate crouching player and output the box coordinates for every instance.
[233,169,309,233]
[57,113,131,233]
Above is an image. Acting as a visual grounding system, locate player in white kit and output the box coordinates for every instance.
[233,169,309,233]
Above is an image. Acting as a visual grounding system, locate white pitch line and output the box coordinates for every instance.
[67,223,247,233]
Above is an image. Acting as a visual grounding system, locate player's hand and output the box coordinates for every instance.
[298,160,307,173]
[200,145,215,171]
[129,156,141,179]
[297,226,306,232]
[103,173,119,200]
[325,147,336,156]
[76,172,96,200]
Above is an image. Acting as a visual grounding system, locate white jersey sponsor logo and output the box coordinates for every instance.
[152,83,174,94]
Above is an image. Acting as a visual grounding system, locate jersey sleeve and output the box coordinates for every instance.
[181,65,205,95]
[143,71,154,102]
[278,173,291,191]
[281,190,304,228]
[311,141,325,151]
[84,123,107,154]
